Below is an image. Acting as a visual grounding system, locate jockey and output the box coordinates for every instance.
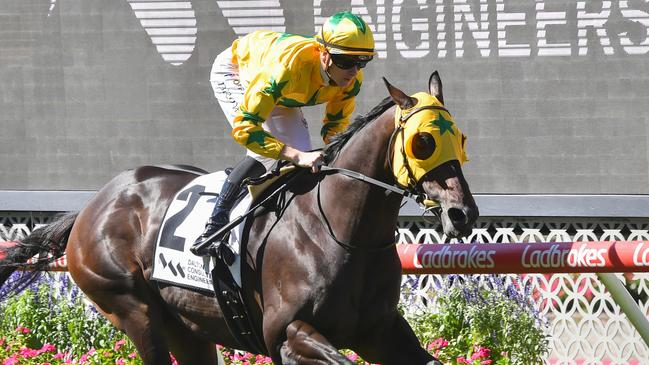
[191,11,376,261]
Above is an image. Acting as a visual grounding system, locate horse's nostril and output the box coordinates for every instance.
[448,207,466,224]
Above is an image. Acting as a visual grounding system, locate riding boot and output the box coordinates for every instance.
[190,157,266,264]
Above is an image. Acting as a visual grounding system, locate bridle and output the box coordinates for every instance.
[316,103,451,251]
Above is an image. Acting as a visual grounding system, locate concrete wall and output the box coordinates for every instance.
[1,0,648,193]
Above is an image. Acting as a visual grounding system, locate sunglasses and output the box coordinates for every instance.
[330,54,373,70]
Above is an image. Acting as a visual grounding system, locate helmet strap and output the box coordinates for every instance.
[321,51,339,86]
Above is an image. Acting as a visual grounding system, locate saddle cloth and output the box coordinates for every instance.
[151,171,252,291]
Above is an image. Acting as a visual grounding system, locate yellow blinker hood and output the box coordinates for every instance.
[392,92,468,188]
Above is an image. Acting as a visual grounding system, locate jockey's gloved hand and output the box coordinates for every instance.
[280,146,324,173]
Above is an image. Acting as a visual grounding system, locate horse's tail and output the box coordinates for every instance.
[0,212,77,300]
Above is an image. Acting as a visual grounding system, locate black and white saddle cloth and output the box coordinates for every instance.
[151,171,252,292]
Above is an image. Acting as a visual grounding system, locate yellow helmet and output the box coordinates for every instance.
[316,11,375,57]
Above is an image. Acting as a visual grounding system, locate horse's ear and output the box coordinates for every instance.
[383,77,417,109]
[429,71,444,105]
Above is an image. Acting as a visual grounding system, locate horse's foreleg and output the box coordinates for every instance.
[165,321,219,365]
[359,314,441,365]
[279,320,354,365]
[375,313,442,365]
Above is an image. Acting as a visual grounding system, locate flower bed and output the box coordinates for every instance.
[0,272,548,364]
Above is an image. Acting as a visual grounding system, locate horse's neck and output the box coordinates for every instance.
[323,110,402,246]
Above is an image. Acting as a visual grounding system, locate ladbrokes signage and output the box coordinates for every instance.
[398,241,649,274]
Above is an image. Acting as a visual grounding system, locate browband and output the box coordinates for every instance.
[399,105,450,123]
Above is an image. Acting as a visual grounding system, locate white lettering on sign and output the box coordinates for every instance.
[536,0,570,56]
[119,1,649,63]
[620,1,649,55]
[454,0,491,58]
[392,0,430,58]
[496,0,531,57]
[576,1,614,56]
[413,245,496,269]
[127,0,198,65]
[522,244,606,268]
[633,242,649,266]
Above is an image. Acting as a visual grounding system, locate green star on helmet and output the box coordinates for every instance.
[263,77,288,102]
[430,114,455,136]
[329,11,366,34]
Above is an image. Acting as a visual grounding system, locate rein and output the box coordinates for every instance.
[315,179,397,253]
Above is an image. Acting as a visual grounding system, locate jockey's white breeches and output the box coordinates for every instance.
[210,47,312,169]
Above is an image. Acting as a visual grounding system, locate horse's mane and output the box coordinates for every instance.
[322,96,395,163]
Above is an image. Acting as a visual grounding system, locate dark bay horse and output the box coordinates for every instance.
[0,72,478,365]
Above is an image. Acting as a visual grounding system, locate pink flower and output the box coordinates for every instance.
[40,343,57,353]
[347,353,359,361]
[114,339,127,351]
[20,346,40,358]
[473,345,491,358]
[42,363,52,365]
[255,354,273,363]
[481,360,493,365]
[456,356,469,364]
[3,357,19,365]
[103,351,111,357]
[115,358,125,365]
[15,326,30,334]
[128,352,137,359]
[427,337,449,351]
[54,353,65,359]
[80,349,97,364]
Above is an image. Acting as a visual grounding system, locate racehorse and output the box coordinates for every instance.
[0,71,478,365]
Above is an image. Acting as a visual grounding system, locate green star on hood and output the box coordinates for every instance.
[263,77,288,102]
[329,11,366,34]
[245,130,272,147]
[430,114,455,135]
[342,79,361,100]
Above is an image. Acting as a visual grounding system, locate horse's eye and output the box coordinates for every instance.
[409,132,436,160]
